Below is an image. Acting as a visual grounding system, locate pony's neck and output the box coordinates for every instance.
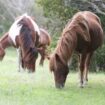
[0,33,13,49]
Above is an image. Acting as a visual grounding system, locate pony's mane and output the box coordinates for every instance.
[18,17,34,51]
[52,12,91,65]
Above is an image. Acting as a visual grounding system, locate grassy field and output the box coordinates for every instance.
[0,48,105,105]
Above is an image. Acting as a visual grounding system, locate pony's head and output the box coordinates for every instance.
[49,53,69,88]
[18,17,39,72]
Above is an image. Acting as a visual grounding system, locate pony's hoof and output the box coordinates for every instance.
[79,83,84,88]
[18,69,21,72]
[18,70,20,72]
[83,81,88,86]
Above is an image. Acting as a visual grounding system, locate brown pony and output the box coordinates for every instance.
[49,11,103,88]
[37,28,51,65]
[0,14,40,72]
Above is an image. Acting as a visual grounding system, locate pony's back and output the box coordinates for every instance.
[82,11,103,50]
[39,28,51,46]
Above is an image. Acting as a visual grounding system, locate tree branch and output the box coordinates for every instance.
[88,1,105,15]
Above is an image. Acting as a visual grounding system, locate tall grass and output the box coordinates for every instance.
[0,48,105,105]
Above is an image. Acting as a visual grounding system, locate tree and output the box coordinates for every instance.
[38,0,105,71]
[0,0,47,33]
[38,0,105,30]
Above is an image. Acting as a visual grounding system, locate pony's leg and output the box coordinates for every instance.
[17,48,21,72]
[38,46,46,66]
[0,46,5,60]
[78,53,87,88]
[39,51,45,66]
[17,48,23,72]
[83,52,93,85]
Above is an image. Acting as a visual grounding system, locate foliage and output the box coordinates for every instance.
[38,0,78,24]
[38,0,105,28]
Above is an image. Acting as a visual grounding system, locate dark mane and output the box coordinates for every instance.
[20,24,33,50]
[18,17,35,51]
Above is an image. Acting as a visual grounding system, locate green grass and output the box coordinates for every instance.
[0,48,105,105]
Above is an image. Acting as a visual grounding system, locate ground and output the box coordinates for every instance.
[0,48,105,105]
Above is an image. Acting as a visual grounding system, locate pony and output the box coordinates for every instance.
[49,11,104,88]
[18,28,51,71]
[0,14,40,72]
[37,28,51,65]
[0,33,13,60]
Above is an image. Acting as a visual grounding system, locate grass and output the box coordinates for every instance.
[0,48,105,105]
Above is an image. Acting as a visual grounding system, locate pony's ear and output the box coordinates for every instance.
[55,53,61,63]
[55,53,66,65]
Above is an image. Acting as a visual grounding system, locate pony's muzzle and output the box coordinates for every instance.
[28,69,35,73]
[55,83,65,89]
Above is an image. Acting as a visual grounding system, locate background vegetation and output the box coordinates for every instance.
[0,0,105,71]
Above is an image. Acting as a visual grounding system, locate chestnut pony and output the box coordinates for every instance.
[0,14,40,72]
[37,28,51,65]
[49,11,103,88]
